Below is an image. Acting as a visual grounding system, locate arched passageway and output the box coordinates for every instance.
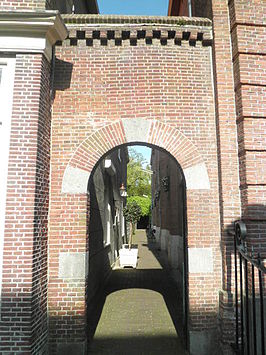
[48,117,221,354]
[2,7,258,354]
[62,118,208,194]
[86,143,188,352]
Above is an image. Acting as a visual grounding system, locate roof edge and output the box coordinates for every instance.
[62,14,212,27]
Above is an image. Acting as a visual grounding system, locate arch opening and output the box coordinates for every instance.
[53,118,217,354]
[86,142,189,352]
[61,118,210,195]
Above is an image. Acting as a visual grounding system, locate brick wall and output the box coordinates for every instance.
[0,0,97,13]
[209,0,266,345]
[0,0,46,10]
[210,0,242,344]
[228,0,266,255]
[0,54,51,354]
[49,16,221,352]
[168,0,265,347]
[0,0,263,351]
[48,193,88,353]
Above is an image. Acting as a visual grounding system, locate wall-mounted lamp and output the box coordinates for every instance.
[119,183,127,197]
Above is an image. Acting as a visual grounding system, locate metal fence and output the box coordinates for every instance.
[233,221,266,355]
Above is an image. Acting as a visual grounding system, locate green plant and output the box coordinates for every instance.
[127,196,151,217]
[127,148,151,198]
[123,201,142,249]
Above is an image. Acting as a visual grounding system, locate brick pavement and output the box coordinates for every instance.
[88,230,187,354]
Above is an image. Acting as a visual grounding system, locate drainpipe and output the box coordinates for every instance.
[50,45,56,101]
[188,0,192,17]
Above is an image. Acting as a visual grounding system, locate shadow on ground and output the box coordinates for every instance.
[87,230,187,354]
[89,335,185,355]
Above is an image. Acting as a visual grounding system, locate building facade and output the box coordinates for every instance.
[151,148,187,342]
[0,0,265,354]
[87,147,128,320]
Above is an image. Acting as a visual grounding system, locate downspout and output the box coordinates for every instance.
[188,0,192,17]
[50,45,56,101]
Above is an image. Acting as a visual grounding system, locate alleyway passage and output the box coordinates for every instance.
[88,230,187,354]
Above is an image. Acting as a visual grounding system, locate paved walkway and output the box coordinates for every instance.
[88,230,187,355]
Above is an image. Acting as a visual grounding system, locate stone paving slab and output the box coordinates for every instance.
[88,230,187,355]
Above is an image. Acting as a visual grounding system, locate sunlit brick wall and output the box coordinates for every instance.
[0,0,46,10]
[229,0,266,253]
[49,17,222,353]
[0,54,51,354]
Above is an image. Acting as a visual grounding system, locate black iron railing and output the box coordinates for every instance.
[233,221,266,355]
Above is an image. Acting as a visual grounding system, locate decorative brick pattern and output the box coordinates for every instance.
[60,26,212,47]
[67,119,204,176]
[148,121,204,168]
[48,17,222,352]
[0,1,264,352]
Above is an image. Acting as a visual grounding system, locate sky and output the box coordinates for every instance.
[97,0,169,16]
[129,145,151,166]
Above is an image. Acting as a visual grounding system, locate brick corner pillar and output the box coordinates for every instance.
[0,11,67,354]
[211,0,242,347]
[48,192,90,355]
[228,0,266,251]
[227,2,266,351]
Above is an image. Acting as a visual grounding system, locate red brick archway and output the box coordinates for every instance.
[71,119,203,170]
[62,118,208,194]
[48,117,220,353]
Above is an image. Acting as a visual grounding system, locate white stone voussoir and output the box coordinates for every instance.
[183,162,210,190]
[122,118,151,143]
[62,165,90,194]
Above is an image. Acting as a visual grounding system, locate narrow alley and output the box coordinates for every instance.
[88,230,188,355]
